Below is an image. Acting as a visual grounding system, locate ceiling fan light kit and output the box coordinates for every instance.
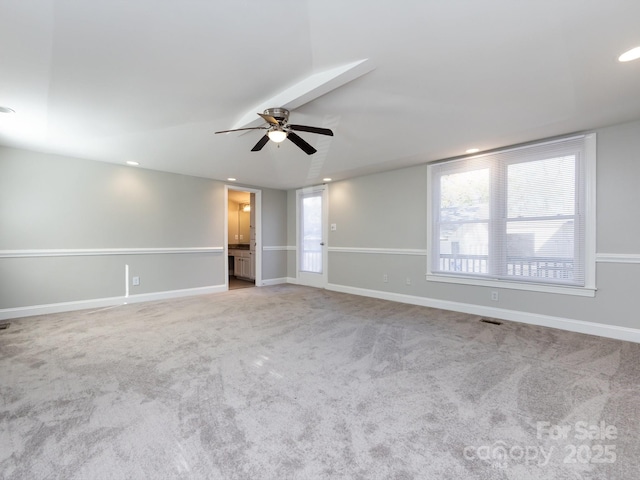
[215,108,333,155]
[267,129,287,143]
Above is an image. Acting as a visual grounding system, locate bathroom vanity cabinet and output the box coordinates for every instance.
[229,248,254,280]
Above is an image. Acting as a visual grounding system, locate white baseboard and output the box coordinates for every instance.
[260,277,289,286]
[125,285,227,304]
[7,279,637,344]
[1,296,125,321]
[326,283,640,344]
[0,284,227,321]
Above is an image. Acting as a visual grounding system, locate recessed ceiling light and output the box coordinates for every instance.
[323,178,332,182]
[227,177,237,182]
[466,148,480,154]
[126,161,139,166]
[0,106,15,114]
[619,46,640,62]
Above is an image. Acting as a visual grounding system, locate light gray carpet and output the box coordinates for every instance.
[1,285,639,479]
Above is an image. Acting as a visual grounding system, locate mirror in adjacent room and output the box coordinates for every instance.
[228,190,251,245]
[238,203,250,244]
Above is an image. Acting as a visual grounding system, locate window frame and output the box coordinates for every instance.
[426,134,596,297]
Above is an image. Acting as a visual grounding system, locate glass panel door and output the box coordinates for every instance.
[297,186,327,288]
[301,192,323,273]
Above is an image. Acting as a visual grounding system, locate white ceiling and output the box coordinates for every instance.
[1,1,639,190]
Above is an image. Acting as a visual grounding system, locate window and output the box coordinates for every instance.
[427,134,595,295]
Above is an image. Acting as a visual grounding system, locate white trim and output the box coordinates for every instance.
[0,284,227,321]
[225,185,263,290]
[0,247,224,258]
[260,277,289,286]
[329,247,427,256]
[426,273,596,297]
[1,296,128,321]
[270,248,640,263]
[123,285,227,304]
[326,283,640,344]
[597,253,640,264]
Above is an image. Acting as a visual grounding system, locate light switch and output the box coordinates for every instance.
[331,224,337,231]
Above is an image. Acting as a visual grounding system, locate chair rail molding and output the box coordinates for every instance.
[0,247,224,258]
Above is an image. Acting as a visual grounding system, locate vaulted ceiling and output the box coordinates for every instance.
[1,1,639,189]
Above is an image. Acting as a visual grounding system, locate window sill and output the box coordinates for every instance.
[426,273,596,297]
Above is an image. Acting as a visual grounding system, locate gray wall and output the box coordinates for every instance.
[261,187,288,281]
[596,119,640,253]
[329,166,427,250]
[0,147,287,310]
[3,117,640,330]
[288,119,640,331]
[0,148,224,250]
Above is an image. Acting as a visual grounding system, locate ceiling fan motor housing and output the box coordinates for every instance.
[264,108,289,124]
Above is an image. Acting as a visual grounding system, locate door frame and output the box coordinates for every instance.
[224,185,262,288]
[296,185,328,288]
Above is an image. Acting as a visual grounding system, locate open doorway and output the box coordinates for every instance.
[225,186,262,290]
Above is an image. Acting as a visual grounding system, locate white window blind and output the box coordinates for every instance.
[428,135,592,288]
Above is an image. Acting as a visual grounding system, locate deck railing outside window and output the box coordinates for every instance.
[438,254,574,280]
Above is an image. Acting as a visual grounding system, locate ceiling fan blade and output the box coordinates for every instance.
[257,113,280,125]
[215,126,267,134]
[287,132,317,155]
[251,135,270,152]
[288,124,334,136]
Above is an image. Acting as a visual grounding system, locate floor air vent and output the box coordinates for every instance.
[0,323,9,330]
[480,318,502,326]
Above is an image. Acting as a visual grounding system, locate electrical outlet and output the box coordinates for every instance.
[406,277,411,285]
[383,274,388,283]
[331,223,337,231]
[491,291,499,301]
[133,276,140,286]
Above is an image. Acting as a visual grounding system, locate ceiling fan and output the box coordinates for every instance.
[214,108,333,155]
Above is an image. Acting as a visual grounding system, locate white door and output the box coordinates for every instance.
[297,186,328,288]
